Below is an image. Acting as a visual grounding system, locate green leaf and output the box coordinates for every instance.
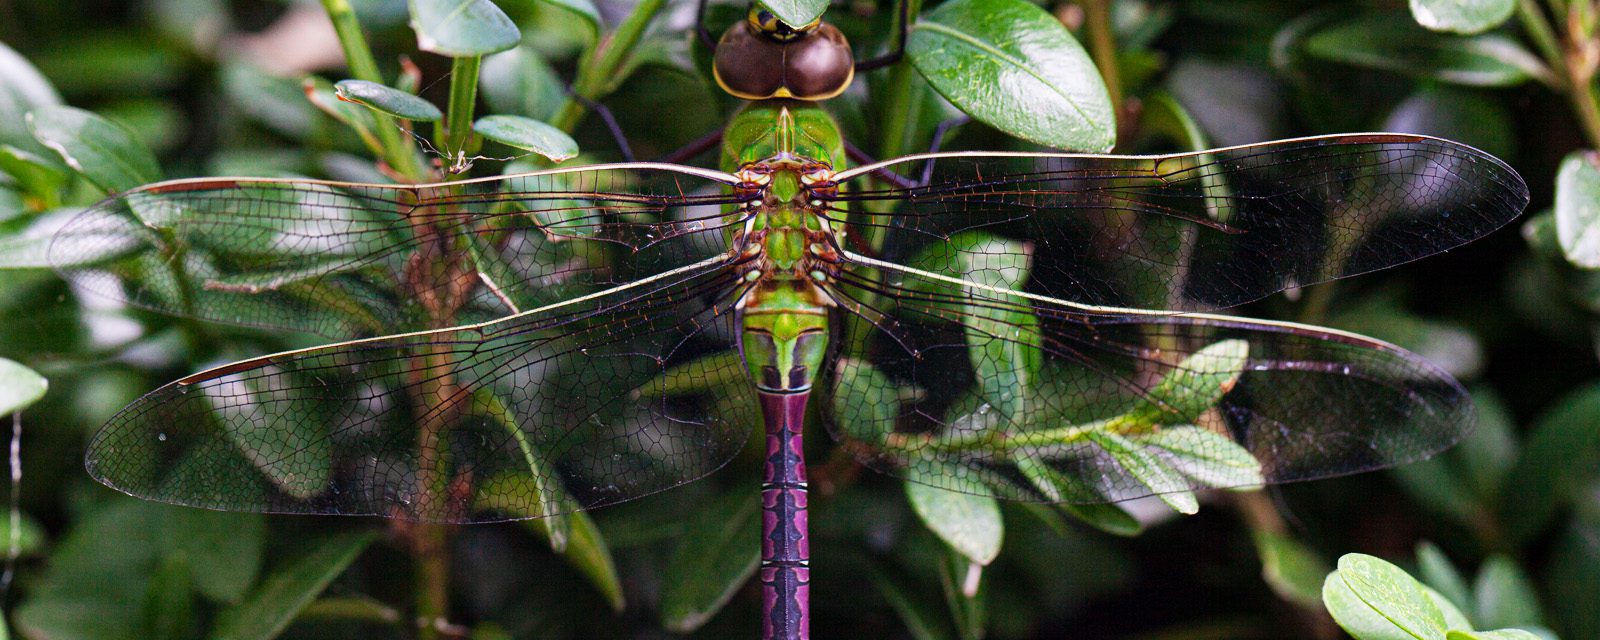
[905,476,1003,566]
[304,77,382,155]
[1134,426,1264,489]
[1323,553,1448,640]
[481,45,566,121]
[0,358,47,415]
[1086,431,1197,514]
[1416,542,1473,616]
[757,0,829,29]
[559,510,625,612]
[473,115,579,162]
[1253,530,1329,607]
[27,106,160,193]
[1382,85,1516,162]
[1473,556,1544,630]
[410,0,522,57]
[213,531,376,640]
[161,508,263,603]
[1410,0,1515,34]
[907,0,1115,151]
[1057,502,1143,536]
[537,0,600,35]
[142,554,193,640]
[660,491,760,632]
[333,80,442,121]
[1501,381,1600,544]
[1129,340,1249,425]
[0,40,61,158]
[0,143,70,201]
[1555,150,1600,268]
[867,561,955,640]
[1446,630,1544,640]
[1547,517,1600,640]
[1303,14,1548,87]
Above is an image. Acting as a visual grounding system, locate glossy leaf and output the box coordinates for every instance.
[1303,15,1548,87]
[1473,556,1543,630]
[832,359,903,441]
[142,555,193,640]
[0,142,70,201]
[1547,517,1600,640]
[333,79,442,121]
[481,46,565,121]
[1087,431,1197,514]
[1383,86,1516,162]
[164,507,263,603]
[474,115,579,162]
[660,491,760,632]
[1501,381,1600,544]
[906,0,1115,151]
[212,531,376,640]
[0,358,47,415]
[1253,530,1328,607]
[1323,553,1447,640]
[27,106,160,193]
[757,0,828,30]
[0,40,61,157]
[1410,0,1515,34]
[906,474,1003,566]
[1129,340,1248,425]
[1134,426,1264,489]
[303,77,381,153]
[1555,150,1600,268]
[537,0,600,35]
[1417,542,1473,615]
[1445,630,1543,640]
[410,0,521,57]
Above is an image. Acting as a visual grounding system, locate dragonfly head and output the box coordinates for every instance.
[712,6,854,101]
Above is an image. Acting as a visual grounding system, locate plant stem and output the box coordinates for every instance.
[442,55,483,168]
[319,0,426,180]
[1522,0,1600,147]
[1080,0,1123,138]
[551,0,668,132]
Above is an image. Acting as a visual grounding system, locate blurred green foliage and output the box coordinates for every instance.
[1,0,1599,638]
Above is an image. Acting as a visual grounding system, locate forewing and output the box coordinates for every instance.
[825,262,1470,504]
[832,134,1527,312]
[49,164,745,338]
[84,257,755,522]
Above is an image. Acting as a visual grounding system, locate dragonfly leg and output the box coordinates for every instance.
[843,141,916,189]
[917,115,971,184]
[656,129,725,165]
[693,0,717,50]
[566,90,636,162]
[853,0,911,72]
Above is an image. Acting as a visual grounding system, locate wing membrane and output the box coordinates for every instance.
[825,257,1469,504]
[832,134,1527,312]
[84,256,756,522]
[50,164,747,338]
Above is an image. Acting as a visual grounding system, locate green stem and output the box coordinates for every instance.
[1080,0,1123,141]
[442,55,483,169]
[1525,0,1600,147]
[319,0,426,180]
[551,0,668,132]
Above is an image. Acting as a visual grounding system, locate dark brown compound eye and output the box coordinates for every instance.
[713,21,855,101]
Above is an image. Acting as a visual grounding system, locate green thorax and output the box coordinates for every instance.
[723,101,844,393]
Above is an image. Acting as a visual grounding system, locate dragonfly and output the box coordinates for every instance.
[50,5,1527,640]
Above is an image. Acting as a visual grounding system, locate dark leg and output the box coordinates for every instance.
[843,141,916,190]
[918,115,969,184]
[854,0,911,72]
[695,0,717,50]
[657,129,724,165]
[568,91,636,162]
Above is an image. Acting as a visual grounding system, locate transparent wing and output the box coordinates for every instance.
[824,258,1469,504]
[831,134,1528,312]
[84,256,756,522]
[50,164,746,338]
